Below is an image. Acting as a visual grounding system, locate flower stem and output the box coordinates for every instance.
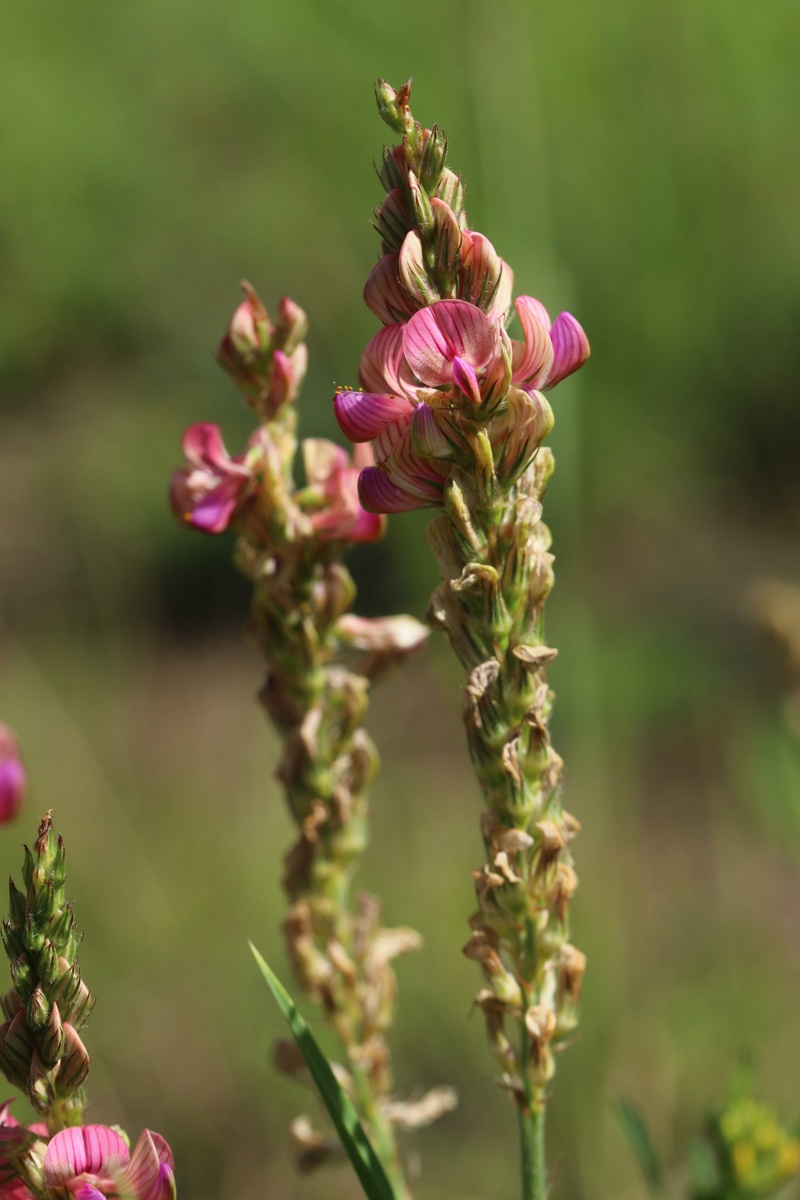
[519,1097,547,1200]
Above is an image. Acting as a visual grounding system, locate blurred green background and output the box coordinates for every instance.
[2,0,800,1197]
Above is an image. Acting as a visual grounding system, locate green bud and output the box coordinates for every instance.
[374,78,412,135]
[419,124,448,192]
[407,172,434,240]
[27,986,49,1031]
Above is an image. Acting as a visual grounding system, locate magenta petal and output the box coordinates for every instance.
[181,423,229,471]
[74,1186,106,1200]
[452,356,482,406]
[358,468,428,513]
[545,312,591,387]
[348,508,386,542]
[189,479,243,534]
[334,391,412,442]
[0,759,25,824]
[44,1127,128,1187]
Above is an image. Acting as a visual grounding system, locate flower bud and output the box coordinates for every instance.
[217,283,273,396]
[374,78,412,135]
[272,295,308,354]
[419,124,448,193]
[407,172,434,240]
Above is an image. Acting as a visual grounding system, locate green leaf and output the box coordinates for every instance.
[615,1099,669,1200]
[249,943,398,1200]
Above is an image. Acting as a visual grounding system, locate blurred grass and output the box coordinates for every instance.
[2,0,800,1198]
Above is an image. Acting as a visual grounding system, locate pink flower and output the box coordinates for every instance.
[300,440,386,543]
[170,423,254,535]
[334,300,507,512]
[334,293,589,514]
[43,1125,175,1200]
[0,727,25,825]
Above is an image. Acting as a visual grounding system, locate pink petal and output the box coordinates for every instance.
[363,255,418,325]
[358,468,428,513]
[122,1132,175,1200]
[180,424,229,472]
[511,296,554,387]
[373,420,449,502]
[187,477,245,534]
[403,301,495,385]
[452,356,482,405]
[544,312,591,387]
[334,392,412,442]
[44,1127,128,1187]
[358,324,410,395]
[347,508,386,542]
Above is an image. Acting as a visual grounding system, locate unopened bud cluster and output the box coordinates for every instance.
[333,81,591,1112]
[171,287,447,1192]
[0,813,93,1133]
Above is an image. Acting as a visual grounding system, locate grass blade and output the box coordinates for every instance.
[615,1099,669,1200]
[250,942,398,1200]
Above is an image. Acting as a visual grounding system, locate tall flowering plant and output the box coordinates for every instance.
[171,284,454,1196]
[332,79,590,1199]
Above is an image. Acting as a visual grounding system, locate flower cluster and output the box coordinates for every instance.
[0,1105,175,1200]
[333,81,590,1157]
[170,289,384,545]
[333,80,589,514]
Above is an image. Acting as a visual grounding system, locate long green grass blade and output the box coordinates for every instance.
[615,1099,669,1200]
[249,943,398,1200]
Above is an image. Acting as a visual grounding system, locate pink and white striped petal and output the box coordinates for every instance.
[334,391,412,443]
[544,312,591,387]
[358,324,410,395]
[358,468,428,513]
[511,296,555,387]
[403,301,495,386]
[119,1131,175,1200]
[363,255,419,325]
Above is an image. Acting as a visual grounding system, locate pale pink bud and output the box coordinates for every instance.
[0,727,25,825]
[217,283,273,393]
[272,296,308,354]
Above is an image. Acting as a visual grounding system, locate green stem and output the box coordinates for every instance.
[518,1100,547,1200]
[519,1014,547,1200]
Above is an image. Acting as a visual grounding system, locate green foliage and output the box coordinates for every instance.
[250,945,399,1200]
